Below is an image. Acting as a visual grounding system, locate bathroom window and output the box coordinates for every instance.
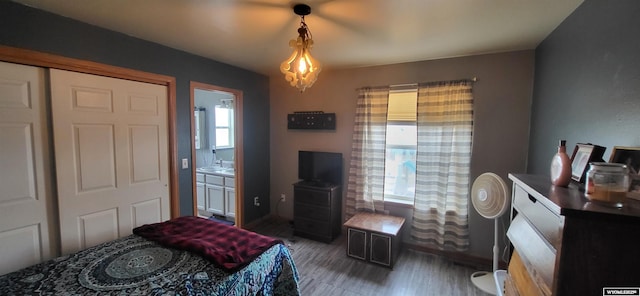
[215,106,233,148]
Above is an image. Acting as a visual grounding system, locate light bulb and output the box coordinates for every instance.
[297,55,308,74]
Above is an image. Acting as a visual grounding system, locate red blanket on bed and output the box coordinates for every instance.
[133,216,283,272]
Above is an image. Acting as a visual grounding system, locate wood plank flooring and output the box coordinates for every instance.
[250,219,493,296]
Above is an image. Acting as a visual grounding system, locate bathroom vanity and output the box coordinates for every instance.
[196,167,235,221]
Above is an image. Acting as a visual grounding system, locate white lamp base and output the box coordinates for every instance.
[471,271,497,295]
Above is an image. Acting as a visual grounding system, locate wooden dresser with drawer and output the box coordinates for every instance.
[293,182,342,243]
[505,174,640,296]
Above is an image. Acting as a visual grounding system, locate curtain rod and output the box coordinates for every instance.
[390,77,477,87]
[388,77,477,91]
[357,77,477,92]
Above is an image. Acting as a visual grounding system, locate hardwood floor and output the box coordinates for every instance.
[250,219,493,296]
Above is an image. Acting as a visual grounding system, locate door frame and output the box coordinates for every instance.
[0,45,180,218]
[190,81,244,228]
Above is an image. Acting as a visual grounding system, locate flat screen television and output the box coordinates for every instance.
[298,151,343,187]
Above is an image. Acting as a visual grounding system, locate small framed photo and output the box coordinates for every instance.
[570,143,606,183]
[609,146,640,174]
[609,146,640,199]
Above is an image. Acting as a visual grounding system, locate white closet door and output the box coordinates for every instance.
[50,69,170,255]
[0,61,55,275]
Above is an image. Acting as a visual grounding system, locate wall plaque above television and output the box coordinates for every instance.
[287,111,336,130]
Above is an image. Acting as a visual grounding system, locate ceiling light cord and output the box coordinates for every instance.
[298,16,313,41]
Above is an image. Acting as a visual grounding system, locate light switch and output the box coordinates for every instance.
[182,158,188,169]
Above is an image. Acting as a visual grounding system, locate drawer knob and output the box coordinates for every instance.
[528,195,537,203]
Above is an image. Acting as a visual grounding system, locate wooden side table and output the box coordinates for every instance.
[343,212,405,268]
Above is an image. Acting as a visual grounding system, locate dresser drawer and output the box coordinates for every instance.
[507,215,555,296]
[508,250,547,296]
[294,188,331,206]
[294,217,331,237]
[513,185,561,249]
[294,203,330,222]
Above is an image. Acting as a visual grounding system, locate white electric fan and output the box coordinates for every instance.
[470,173,510,295]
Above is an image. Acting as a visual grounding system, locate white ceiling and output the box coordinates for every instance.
[13,0,583,75]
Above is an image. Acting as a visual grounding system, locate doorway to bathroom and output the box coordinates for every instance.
[190,81,243,228]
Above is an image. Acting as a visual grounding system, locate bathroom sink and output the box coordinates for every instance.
[197,166,235,175]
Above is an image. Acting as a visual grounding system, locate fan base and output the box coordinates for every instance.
[471,271,497,295]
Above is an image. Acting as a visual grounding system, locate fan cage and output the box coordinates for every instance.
[471,172,509,219]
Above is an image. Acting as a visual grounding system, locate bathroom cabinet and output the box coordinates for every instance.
[196,170,235,220]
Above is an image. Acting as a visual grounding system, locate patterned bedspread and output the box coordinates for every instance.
[0,234,300,295]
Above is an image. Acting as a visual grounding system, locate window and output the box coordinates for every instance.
[214,105,233,148]
[384,90,417,204]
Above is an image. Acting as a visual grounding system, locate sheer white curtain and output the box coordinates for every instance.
[345,87,389,219]
[411,80,474,251]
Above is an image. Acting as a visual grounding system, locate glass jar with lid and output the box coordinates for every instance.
[585,162,629,207]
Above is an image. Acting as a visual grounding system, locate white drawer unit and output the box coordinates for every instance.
[196,170,236,220]
[505,174,640,296]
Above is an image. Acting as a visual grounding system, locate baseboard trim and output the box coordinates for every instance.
[403,242,507,270]
[244,214,280,229]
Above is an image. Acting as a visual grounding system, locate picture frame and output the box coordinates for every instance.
[609,146,640,199]
[570,143,606,183]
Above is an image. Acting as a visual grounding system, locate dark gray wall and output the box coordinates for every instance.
[0,1,271,222]
[528,0,640,174]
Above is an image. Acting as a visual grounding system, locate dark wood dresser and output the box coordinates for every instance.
[506,174,640,296]
[293,182,342,243]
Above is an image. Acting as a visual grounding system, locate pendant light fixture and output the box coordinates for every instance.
[280,4,321,92]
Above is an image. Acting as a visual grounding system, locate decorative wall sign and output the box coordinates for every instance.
[287,111,336,130]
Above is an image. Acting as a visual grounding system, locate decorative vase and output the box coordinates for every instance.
[550,140,572,187]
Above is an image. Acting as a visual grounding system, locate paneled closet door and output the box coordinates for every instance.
[0,61,56,275]
[50,69,170,255]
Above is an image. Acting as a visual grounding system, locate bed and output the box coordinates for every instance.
[0,216,300,295]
